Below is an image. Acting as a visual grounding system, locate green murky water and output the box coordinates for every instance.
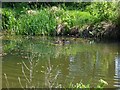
[2,35,120,88]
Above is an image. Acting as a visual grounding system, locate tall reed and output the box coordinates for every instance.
[16,8,57,35]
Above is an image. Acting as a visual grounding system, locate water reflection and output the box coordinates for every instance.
[114,54,120,87]
[69,55,75,62]
[2,35,120,88]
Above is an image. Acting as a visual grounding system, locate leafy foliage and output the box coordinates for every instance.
[16,9,57,35]
[2,2,119,36]
[2,8,16,31]
[86,2,117,23]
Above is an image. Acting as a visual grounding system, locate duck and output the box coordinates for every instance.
[54,39,70,45]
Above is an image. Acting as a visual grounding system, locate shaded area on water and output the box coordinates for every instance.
[2,35,120,88]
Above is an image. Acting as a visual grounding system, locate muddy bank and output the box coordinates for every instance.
[55,21,120,41]
[2,21,120,41]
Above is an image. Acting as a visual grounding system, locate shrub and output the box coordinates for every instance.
[16,8,57,35]
[86,2,117,23]
[2,8,16,33]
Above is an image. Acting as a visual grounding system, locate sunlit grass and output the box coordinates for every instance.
[15,8,57,35]
[2,2,118,36]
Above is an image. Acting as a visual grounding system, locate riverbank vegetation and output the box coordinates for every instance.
[2,2,120,40]
[2,2,119,89]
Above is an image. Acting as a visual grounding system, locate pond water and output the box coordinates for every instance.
[2,35,120,88]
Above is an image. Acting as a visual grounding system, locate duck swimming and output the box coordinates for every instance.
[54,39,70,45]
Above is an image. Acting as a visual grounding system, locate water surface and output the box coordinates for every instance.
[2,35,120,88]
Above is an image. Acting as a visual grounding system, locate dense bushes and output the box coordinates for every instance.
[86,2,118,23]
[2,8,57,35]
[16,9,57,35]
[2,9,16,31]
[17,7,96,35]
[2,2,119,37]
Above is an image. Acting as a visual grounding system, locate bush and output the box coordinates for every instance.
[2,2,119,36]
[15,9,57,35]
[69,79,108,89]
[2,8,16,32]
[54,9,95,28]
[86,2,117,23]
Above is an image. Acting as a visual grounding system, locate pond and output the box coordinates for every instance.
[1,35,120,88]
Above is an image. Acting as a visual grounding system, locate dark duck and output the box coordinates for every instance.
[54,39,70,45]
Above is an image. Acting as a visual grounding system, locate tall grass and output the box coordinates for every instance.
[16,8,57,35]
[2,8,57,35]
[2,2,118,36]
[2,8,16,32]
[60,10,95,27]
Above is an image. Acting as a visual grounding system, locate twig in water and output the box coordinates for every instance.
[18,77,25,89]
[22,65,30,84]
[4,73,9,90]
[44,59,60,88]
[22,60,30,71]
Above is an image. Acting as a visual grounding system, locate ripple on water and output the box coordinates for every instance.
[2,36,120,88]
[114,55,120,88]
[114,75,120,88]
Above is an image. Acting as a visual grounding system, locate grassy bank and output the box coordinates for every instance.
[2,8,57,35]
[2,2,120,39]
